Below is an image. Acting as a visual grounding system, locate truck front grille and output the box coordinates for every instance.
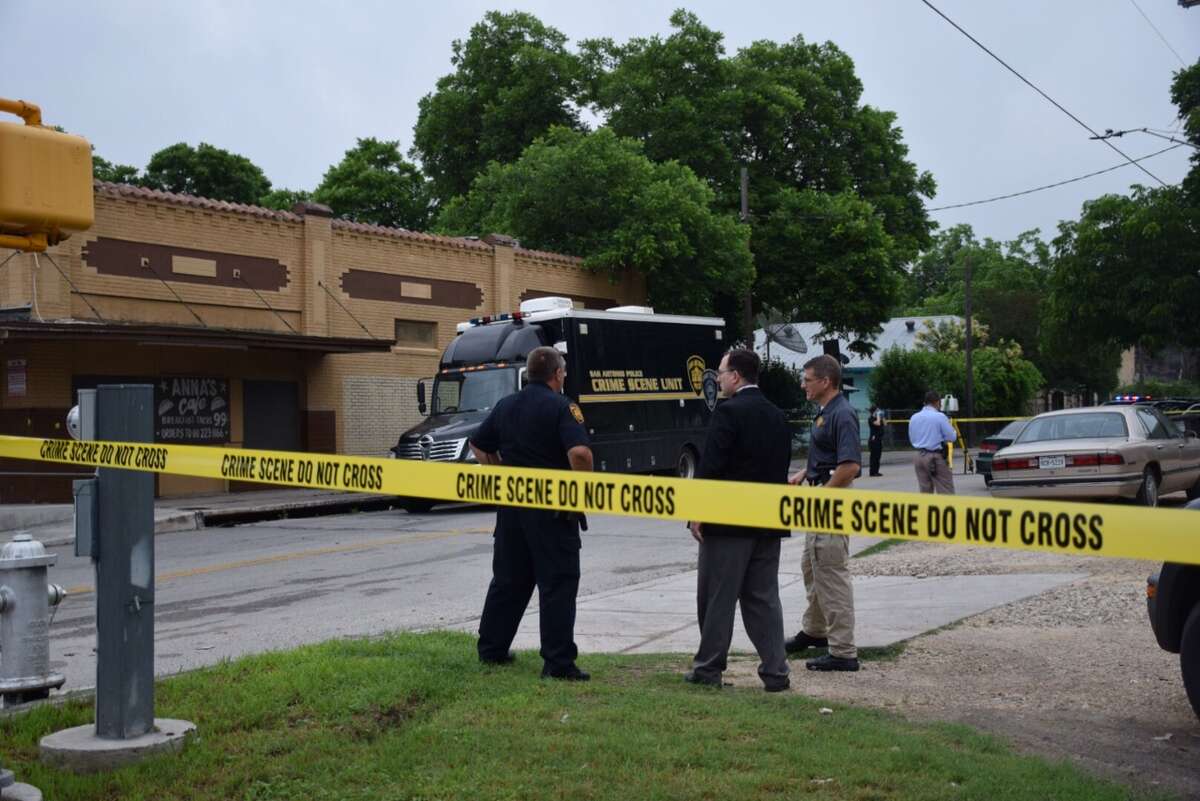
[395,438,465,462]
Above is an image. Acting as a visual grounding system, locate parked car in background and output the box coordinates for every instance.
[975,419,1028,486]
[1147,497,1200,720]
[989,405,1200,506]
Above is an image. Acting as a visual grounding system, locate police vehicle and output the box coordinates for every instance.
[390,296,725,510]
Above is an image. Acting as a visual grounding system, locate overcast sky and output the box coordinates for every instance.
[3,1,1197,245]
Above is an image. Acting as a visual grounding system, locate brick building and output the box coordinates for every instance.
[0,182,643,502]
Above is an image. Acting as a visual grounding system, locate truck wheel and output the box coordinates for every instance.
[1136,467,1159,507]
[1187,475,1200,501]
[677,446,698,479]
[1182,603,1200,721]
[399,498,435,514]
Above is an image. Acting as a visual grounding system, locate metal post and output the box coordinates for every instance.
[94,384,155,739]
[963,256,974,447]
[739,166,753,346]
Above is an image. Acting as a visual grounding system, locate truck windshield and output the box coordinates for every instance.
[432,368,518,415]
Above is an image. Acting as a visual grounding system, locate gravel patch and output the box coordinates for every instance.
[728,540,1200,798]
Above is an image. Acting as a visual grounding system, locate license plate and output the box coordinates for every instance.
[1039,455,1065,470]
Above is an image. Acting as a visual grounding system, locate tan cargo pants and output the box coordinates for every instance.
[801,532,857,659]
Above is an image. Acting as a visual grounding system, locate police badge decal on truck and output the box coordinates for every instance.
[689,355,720,412]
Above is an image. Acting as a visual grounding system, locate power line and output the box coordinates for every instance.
[1093,127,1198,149]
[920,0,1169,188]
[927,144,1183,211]
[1127,0,1187,67]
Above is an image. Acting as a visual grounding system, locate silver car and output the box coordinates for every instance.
[988,405,1200,506]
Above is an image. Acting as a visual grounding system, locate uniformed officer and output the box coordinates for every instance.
[469,345,594,681]
[785,353,862,672]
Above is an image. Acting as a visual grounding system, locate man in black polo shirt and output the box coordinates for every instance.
[785,354,861,672]
[470,346,594,681]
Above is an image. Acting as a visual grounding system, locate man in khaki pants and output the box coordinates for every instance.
[785,354,861,672]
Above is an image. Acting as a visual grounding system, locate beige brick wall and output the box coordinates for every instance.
[341,375,421,457]
[0,185,646,462]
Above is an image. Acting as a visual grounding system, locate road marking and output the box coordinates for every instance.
[63,527,492,596]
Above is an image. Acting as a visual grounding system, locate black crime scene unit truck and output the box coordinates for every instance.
[389,296,726,511]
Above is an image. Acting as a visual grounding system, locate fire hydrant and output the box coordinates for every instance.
[0,533,66,707]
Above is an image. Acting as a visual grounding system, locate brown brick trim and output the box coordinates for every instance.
[83,237,290,292]
[340,269,483,310]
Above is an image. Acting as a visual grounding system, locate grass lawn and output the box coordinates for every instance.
[1,632,1159,801]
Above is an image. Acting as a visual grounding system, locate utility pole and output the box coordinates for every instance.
[964,255,975,422]
[740,167,753,347]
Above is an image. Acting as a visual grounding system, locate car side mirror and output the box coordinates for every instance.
[417,379,428,415]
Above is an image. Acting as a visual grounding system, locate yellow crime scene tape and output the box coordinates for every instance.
[1,434,1198,566]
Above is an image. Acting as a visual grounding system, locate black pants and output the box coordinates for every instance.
[868,436,882,475]
[478,507,581,672]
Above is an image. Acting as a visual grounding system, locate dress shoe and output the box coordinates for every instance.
[541,665,590,681]
[762,679,791,693]
[683,670,722,688]
[479,651,516,665]
[784,631,829,654]
[805,654,860,672]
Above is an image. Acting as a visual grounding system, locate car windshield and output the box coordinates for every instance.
[995,420,1027,439]
[1015,412,1128,444]
[432,368,517,415]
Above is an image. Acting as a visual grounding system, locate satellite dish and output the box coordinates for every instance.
[763,323,808,355]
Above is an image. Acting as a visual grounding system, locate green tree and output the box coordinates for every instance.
[914,317,989,353]
[759,359,809,413]
[313,138,431,230]
[870,343,1041,417]
[436,126,753,315]
[1049,185,1200,352]
[92,154,139,184]
[411,11,584,207]
[141,142,272,204]
[258,188,312,211]
[869,347,957,411]
[753,188,899,353]
[583,11,935,343]
[1170,58,1200,204]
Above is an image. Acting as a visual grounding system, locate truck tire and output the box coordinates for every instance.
[1182,602,1200,721]
[677,446,698,479]
[1136,467,1160,507]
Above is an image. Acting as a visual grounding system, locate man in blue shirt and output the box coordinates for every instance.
[908,390,957,495]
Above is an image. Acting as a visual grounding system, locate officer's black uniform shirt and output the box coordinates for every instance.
[806,393,862,481]
[470,382,589,468]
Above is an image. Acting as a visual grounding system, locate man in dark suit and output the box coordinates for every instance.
[685,348,792,692]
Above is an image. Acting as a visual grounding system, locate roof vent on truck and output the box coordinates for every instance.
[519,296,574,314]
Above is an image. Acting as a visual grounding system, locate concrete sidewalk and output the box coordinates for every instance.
[496,535,1078,657]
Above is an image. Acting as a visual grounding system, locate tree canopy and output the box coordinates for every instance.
[1049,185,1200,353]
[1171,59,1200,204]
[140,142,272,205]
[91,154,140,184]
[581,11,935,343]
[436,126,753,315]
[411,11,584,207]
[312,138,431,230]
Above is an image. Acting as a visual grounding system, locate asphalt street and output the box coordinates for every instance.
[34,465,1179,693]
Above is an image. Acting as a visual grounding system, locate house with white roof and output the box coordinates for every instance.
[754,315,963,436]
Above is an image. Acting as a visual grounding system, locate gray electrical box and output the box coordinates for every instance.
[73,478,98,559]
